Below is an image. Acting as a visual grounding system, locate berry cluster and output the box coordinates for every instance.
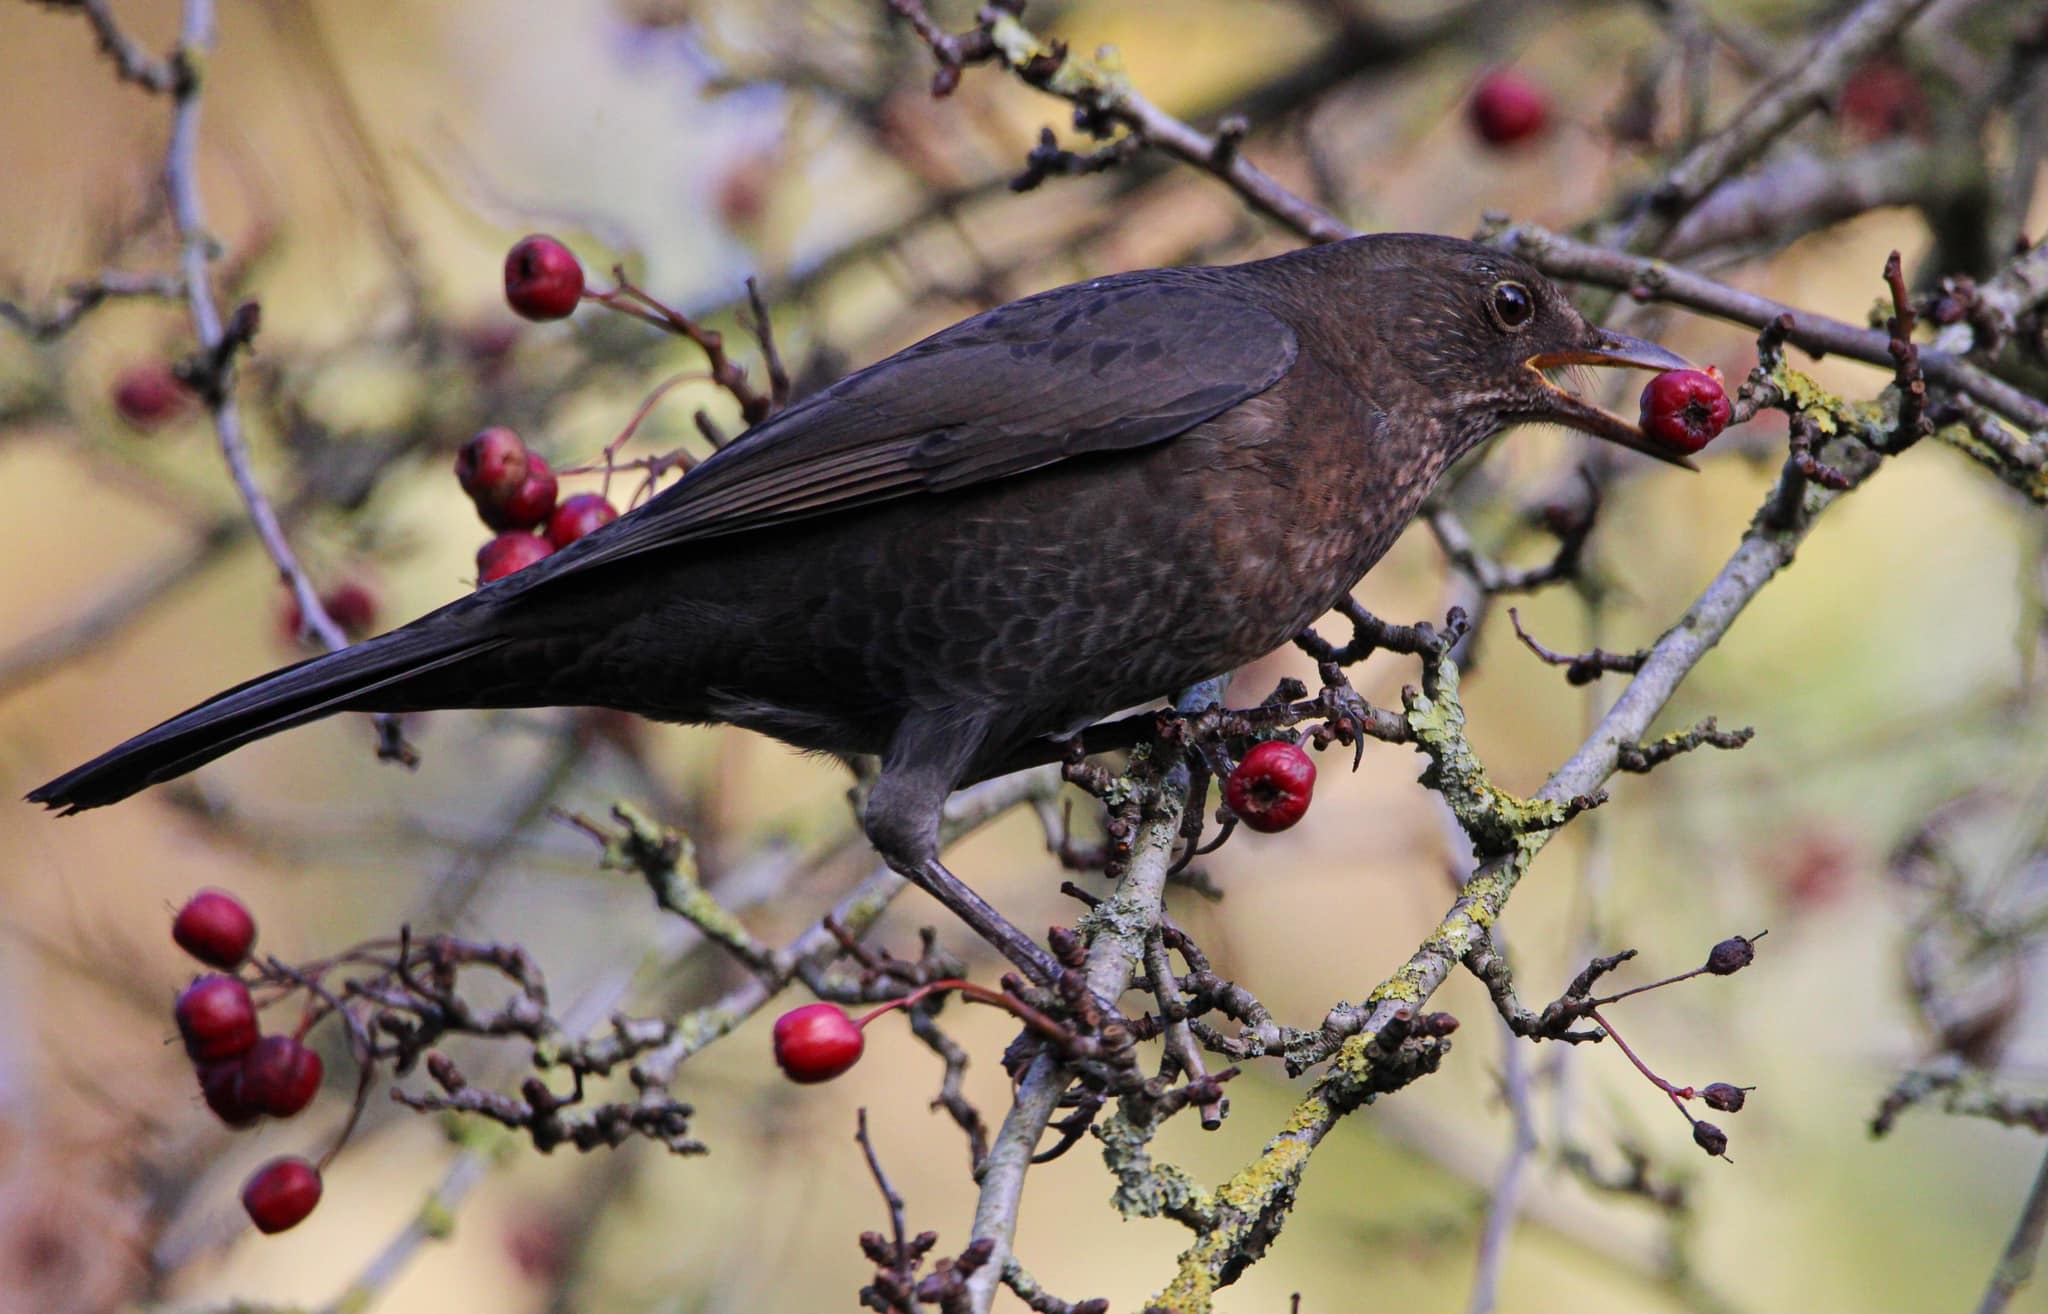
[167,890,326,1234]
[456,426,618,585]
[458,237,624,586]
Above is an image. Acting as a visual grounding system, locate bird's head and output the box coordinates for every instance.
[1373,236,1699,468]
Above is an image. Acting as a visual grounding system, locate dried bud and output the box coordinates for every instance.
[1047,925,1086,967]
[957,1236,998,1271]
[1419,1012,1461,1037]
[427,1051,464,1090]
[1702,1082,1750,1113]
[1692,1120,1729,1157]
[1706,934,1759,975]
[859,1231,892,1264]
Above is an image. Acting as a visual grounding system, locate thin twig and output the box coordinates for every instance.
[1466,1010,1537,1314]
[55,0,186,92]
[889,0,1354,244]
[0,269,185,340]
[156,0,414,765]
[1974,1141,2048,1314]
[1623,0,1940,252]
[1502,224,2048,436]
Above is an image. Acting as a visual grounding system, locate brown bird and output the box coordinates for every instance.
[29,234,1691,979]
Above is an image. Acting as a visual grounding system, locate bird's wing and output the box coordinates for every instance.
[536,273,1298,577]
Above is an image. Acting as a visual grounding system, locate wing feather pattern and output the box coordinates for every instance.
[531,270,1297,582]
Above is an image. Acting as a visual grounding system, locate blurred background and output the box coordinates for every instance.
[2,0,2046,1310]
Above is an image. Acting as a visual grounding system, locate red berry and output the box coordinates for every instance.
[1224,740,1317,833]
[172,889,256,969]
[455,426,531,504]
[323,582,379,635]
[504,235,585,321]
[478,454,559,532]
[1469,69,1549,147]
[196,1058,260,1128]
[476,531,555,585]
[281,581,379,645]
[460,322,522,370]
[240,1034,324,1117]
[771,1003,864,1083]
[242,1157,322,1234]
[175,974,259,1061]
[1637,369,1732,454]
[112,362,190,430]
[546,493,619,549]
[716,157,774,233]
[1839,60,1929,142]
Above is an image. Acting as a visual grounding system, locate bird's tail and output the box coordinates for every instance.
[26,617,509,815]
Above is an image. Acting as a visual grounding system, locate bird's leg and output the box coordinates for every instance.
[866,719,1059,984]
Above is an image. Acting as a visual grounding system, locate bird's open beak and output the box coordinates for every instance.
[1525,330,1702,470]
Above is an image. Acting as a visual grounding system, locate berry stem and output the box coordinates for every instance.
[1589,964,1708,1007]
[853,978,1069,1042]
[584,268,772,423]
[555,369,711,499]
[1588,1006,1698,1115]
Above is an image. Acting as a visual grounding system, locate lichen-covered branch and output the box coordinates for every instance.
[1146,349,1916,1310]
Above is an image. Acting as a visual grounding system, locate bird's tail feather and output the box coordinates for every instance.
[26,622,508,815]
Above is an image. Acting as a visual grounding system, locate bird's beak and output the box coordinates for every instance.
[1525,330,1703,470]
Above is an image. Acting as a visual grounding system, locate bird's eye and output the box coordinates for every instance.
[1489,281,1535,331]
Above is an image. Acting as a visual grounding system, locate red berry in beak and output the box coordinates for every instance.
[1637,369,1733,454]
[1224,740,1317,833]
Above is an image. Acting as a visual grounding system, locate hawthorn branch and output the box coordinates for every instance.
[557,768,1061,1085]
[40,0,186,93]
[1507,607,1646,685]
[889,0,1354,244]
[0,269,186,340]
[1466,1004,1537,1314]
[1665,141,1982,259]
[1614,718,1754,774]
[1977,1143,2048,1314]
[138,0,415,765]
[963,788,1185,1314]
[1149,337,1906,1310]
[1622,0,1940,252]
[1500,224,2048,451]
